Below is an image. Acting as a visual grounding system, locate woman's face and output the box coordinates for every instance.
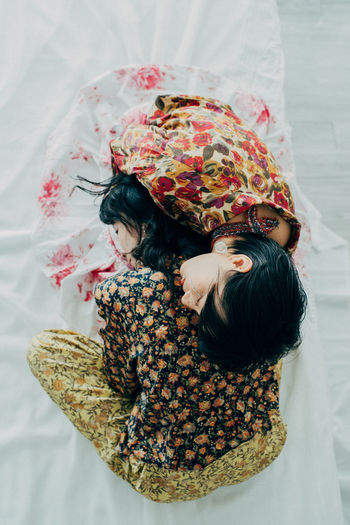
[180,252,252,314]
[113,221,141,268]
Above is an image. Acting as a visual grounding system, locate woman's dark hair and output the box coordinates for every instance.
[72,172,210,274]
[73,173,307,373]
[198,232,308,373]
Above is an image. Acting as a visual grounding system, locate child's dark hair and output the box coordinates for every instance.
[72,172,210,273]
[198,233,307,372]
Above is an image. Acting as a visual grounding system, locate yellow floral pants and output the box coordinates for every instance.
[27,329,287,503]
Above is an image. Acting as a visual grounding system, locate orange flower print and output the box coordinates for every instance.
[188,376,199,387]
[144,316,154,327]
[161,388,171,399]
[213,398,224,407]
[199,360,211,372]
[136,304,145,315]
[177,354,193,367]
[199,401,211,412]
[152,300,161,311]
[194,434,210,446]
[245,411,252,423]
[202,381,215,394]
[155,325,168,339]
[237,400,245,412]
[252,419,263,432]
[243,385,251,395]
[199,447,206,455]
[252,368,260,379]
[164,342,177,355]
[178,408,190,421]
[118,286,130,297]
[215,438,226,450]
[265,390,277,402]
[174,437,184,448]
[205,455,215,465]
[176,317,189,330]
[127,277,140,285]
[142,287,154,298]
[53,379,64,391]
[183,422,195,433]
[163,290,172,301]
[185,449,196,460]
[168,373,179,384]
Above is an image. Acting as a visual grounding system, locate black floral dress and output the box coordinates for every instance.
[94,254,285,471]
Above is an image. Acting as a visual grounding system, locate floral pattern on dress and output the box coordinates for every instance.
[27,329,286,503]
[94,254,286,471]
[110,94,301,254]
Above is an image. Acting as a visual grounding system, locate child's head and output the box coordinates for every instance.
[74,172,210,271]
[183,233,307,372]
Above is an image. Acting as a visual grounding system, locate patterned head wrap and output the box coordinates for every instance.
[110,94,301,254]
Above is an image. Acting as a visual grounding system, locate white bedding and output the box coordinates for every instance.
[1,1,349,524]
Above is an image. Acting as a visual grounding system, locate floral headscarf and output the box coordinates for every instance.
[110,94,301,253]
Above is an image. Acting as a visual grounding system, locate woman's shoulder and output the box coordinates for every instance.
[94,266,175,309]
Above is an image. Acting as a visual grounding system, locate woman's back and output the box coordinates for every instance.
[95,254,286,471]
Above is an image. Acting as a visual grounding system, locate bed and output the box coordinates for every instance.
[1,1,348,523]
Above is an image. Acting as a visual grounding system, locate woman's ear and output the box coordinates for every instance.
[227,254,253,273]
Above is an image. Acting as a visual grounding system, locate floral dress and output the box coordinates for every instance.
[109,93,302,254]
[89,254,286,499]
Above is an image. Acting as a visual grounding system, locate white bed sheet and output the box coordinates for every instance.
[0,1,349,524]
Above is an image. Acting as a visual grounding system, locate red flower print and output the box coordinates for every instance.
[232,151,243,164]
[38,172,63,219]
[274,191,289,209]
[241,140,256,156]
[52,264,77,288]
[182,155,203,171]
[270,172,281,184]
[132,65,165,90]
[191,120,215,132]
[254,140,268,154]
[193,133,212,147]
[256,105,270,125]
[49,244,76,268]
[175,186,202,202]
[174,137,191,149]
[205,102,223,113]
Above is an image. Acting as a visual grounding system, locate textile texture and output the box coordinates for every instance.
[27,329,287,503]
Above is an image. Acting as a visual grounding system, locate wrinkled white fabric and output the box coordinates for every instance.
[0,1,348,524]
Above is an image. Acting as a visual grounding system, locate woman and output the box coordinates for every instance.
[27,168,306,502]
[108,93,306,371]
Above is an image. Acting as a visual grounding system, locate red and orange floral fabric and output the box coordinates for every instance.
[110,94,301,254]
